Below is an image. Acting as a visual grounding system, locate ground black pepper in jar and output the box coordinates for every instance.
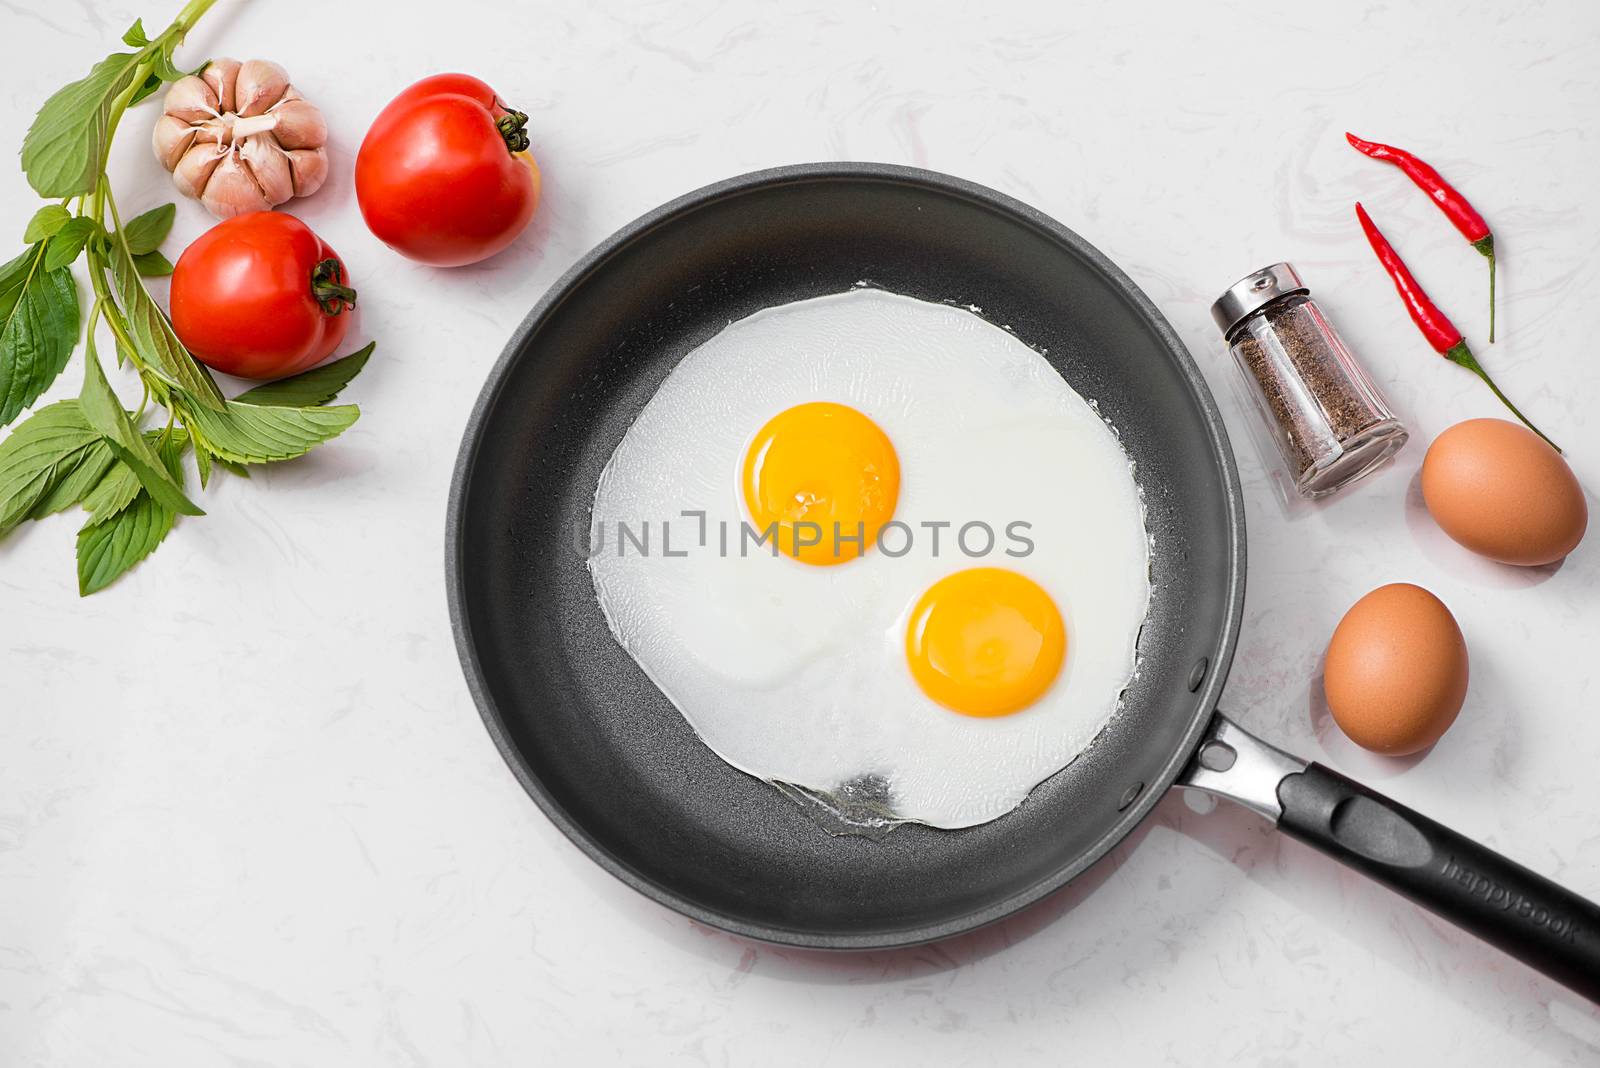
[1212,263,1408,498]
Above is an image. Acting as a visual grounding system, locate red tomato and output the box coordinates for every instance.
[170,212,356,381]
[355,74,541,267]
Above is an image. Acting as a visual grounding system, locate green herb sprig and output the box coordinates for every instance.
[0,0,370,594]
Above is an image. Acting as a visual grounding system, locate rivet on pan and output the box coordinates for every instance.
[1187,657,1209,693]
[1117,782,1145,811]
[1197,740,1237,773]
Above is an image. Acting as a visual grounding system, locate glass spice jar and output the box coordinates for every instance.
[1212,263,1409,499]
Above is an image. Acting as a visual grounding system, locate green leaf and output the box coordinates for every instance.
[0,244,81,427]
[179,394,360,464]
[81,456,141,522]
[192,437,213,487]
[21,51,145,198]
[0,250,32,324]
[24,205,72,244]
[132,250,173,277]
[44,217,99,271]
[83,428,190,523]
[30,437,115,518]
[108,237,224,408]
[120,203,175,256]
[79,342,202,516]
[75,484,175,594]
[150,47,189,84]
[128,73,164,107]
[0,400,100,535]
[235,343,375,408]
[76,430,187,594]
[121,18,149,47]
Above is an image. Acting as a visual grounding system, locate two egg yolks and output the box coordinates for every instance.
[741,402,1068,718]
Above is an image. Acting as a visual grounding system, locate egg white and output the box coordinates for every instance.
[587,288,1150,829]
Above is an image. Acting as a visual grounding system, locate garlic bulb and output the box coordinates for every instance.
[152,58,329,219]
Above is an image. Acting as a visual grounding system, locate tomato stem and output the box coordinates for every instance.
[310,258,358,315]
[495,108,531,154]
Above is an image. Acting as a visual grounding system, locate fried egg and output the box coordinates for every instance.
[587,288,1149,829]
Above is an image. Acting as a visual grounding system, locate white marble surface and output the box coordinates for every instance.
[2,0,1599,1064]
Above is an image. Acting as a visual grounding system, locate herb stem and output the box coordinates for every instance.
[84,244,149,387]
[169,0,221,38]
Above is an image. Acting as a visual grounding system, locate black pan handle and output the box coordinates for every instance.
[1275,763,1600,1000]
[1179,713,1600,1002]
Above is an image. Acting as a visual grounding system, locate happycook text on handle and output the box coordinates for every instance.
[1275,763,1600,1002]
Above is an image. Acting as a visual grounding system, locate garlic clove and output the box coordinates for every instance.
[286,148,329,198]
[200,57,241,114]
[191,117,228,145]
[162,75,219,123]
[201,152,273,218]
[239,134,294,207]
[235,59,291,117]
[173,142,226,199]
[152,113,198,171]
[267,98,328,150]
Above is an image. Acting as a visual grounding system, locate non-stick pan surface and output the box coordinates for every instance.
[447,163,1245,948]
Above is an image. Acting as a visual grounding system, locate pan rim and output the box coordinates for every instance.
[445,161,1247,950]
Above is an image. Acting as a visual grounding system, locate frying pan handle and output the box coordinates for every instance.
[1274,763,1600,1002]
[1180,714,1600,1001]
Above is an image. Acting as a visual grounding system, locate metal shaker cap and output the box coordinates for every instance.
[1211,262,1308,337]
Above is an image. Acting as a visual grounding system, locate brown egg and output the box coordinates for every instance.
[1323,583,1469,755]
[1421,418,1587,566]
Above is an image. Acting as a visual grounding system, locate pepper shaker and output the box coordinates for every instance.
[1212,263,1408,498]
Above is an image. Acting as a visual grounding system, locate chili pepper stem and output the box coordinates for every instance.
[1444,341,1559,452]
[1474,234,1496,343]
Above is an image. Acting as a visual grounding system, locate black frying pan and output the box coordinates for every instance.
[446,163,1600,999]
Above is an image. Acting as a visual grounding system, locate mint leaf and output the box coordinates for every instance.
[21,51,145,198]
[150,46,189,84]
[81,456,141,522]
[128,72,165,107]
[76,491,174,593]
[1,244,81,427]
[131,250,173,277]
[75,431,186,595]
[31,437,115,518]
[79,343,202,516]
[24,205,72,244]
[0,249,32,323]
[235,343,375,408]
[180,395,360,464]
[109,237,223,408]
[0,400,99,535]
[44,217,99,271]
[120,203,175,256]
[82,428,187,522]
[192,437,213,487]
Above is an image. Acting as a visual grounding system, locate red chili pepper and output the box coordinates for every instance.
[1355,203,1556,452]
[1347,132,1497,342]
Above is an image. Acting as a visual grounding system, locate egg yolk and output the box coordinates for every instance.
[905,568,1067,717]
[742,402,900,566]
